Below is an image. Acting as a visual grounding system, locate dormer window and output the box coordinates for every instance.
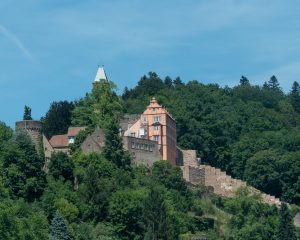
[152,108,156,112]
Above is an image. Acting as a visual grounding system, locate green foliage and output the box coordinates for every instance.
[1,71,300,239]
[42,101,74,138]
[49,152,74,182]
[1,131,46,201]
[108,188,145,239]
[23,105,32,120]
[50,210,71,240]
[0,122,13,146]
[225,188,279,240]
[277,203,297,240]
[143,185,176,240]
[103,119,131,169]
[290,81,300,113]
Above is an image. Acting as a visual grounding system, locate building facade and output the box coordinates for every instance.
[124,97,177,165]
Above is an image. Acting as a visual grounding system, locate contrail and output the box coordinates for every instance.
[0,24,34,61]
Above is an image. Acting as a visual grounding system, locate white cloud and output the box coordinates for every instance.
[0,24,34,61]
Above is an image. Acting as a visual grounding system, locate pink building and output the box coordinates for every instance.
[124,97,177,165]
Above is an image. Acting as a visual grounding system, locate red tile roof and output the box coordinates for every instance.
[67,127,86,137]
[49,134,68,148]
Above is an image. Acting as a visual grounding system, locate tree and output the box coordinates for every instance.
[108,189,145,238]
[244,150,281,197]
[173,76,183,86]
[239,76,250,86]
[1,131,46,201]
[143,185,175,240]
[49,152,74,182]
[103,118,131,169]
[42,101,74,138]
[267,75,281,91]
[0,122,13,146]
[23,105,32,120]
[164,76,173,87]
[277,203,297,240]
[290,81,300,113]
[49,210,71,240]
[92,79,122,128]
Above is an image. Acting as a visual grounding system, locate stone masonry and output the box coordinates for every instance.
[178,146,282,206]
[182,163,282,207]
[15,120,42,150]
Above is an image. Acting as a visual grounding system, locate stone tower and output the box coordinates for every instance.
[15,120,42,148]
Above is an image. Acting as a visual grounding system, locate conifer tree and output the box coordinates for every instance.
[267,75,281,91]
[49,210,71,240]
[290,81,300,113]
[143,185,174,240]
[239,76,250,86]
[277,203,297,240]
[23,105,32,120]
[103,118,131,169]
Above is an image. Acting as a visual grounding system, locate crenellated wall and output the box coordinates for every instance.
[182,163,282,207]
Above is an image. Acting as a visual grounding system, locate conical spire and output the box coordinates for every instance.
[94,66,107,82]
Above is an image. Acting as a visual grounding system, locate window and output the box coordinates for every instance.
[154,135,159,142]
[149,145,153,152]
[141,144,144,150]
[68,136,75,144]
[152,108,156,112]
[154,116,160,123]
[145,144,149,150]
[131,142,135,149]
[154,125,159,131]
[136,143,140,149]
[130,132,136,137]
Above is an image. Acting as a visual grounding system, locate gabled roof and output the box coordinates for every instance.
[67,127,86,137]
[94,66,107,82]
[49,134,68,148]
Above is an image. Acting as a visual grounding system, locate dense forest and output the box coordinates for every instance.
[123,73,300,204]
[0,73,299,239]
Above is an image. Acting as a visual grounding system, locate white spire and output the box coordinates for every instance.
[94,66,107,82]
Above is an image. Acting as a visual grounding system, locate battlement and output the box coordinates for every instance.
[15,120,42,148]
[182,164,282,207]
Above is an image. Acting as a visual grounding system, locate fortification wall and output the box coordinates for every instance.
[182,163,281,207]
[123,136,162,167]
[15,120,42,148]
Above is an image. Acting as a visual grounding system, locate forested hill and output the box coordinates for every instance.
[0,72,299,239]
[122,72,300,204]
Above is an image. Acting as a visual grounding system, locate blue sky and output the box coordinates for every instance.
[1,0,300,127]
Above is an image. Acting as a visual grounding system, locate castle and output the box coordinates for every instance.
[16,66,282,207]
[40,67,197,168]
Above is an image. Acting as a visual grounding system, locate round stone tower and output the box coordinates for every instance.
[15,120,42,147]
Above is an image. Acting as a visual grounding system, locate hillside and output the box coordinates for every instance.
[122,73,300,204]
[0,72,299,239]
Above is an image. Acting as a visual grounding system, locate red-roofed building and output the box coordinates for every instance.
[43,127,86,158]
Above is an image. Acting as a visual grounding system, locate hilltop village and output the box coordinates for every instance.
[16,67,282,206]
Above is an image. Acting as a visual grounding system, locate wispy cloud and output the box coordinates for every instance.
[0,24,34,61]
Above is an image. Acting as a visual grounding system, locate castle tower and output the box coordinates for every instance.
[142,97,177,164]
[15,120,42,149]
[124,98,177,165]
[94,66,108,82]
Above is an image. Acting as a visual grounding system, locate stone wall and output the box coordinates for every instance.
[15,120,42,149]
[81,128,105,154]
[123,136,162,167]
[182,163,281,207]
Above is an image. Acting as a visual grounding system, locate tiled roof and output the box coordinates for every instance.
[67,127,86,137]
[49,134,68,148]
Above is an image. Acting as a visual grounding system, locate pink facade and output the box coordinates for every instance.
[124,97,177,165]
